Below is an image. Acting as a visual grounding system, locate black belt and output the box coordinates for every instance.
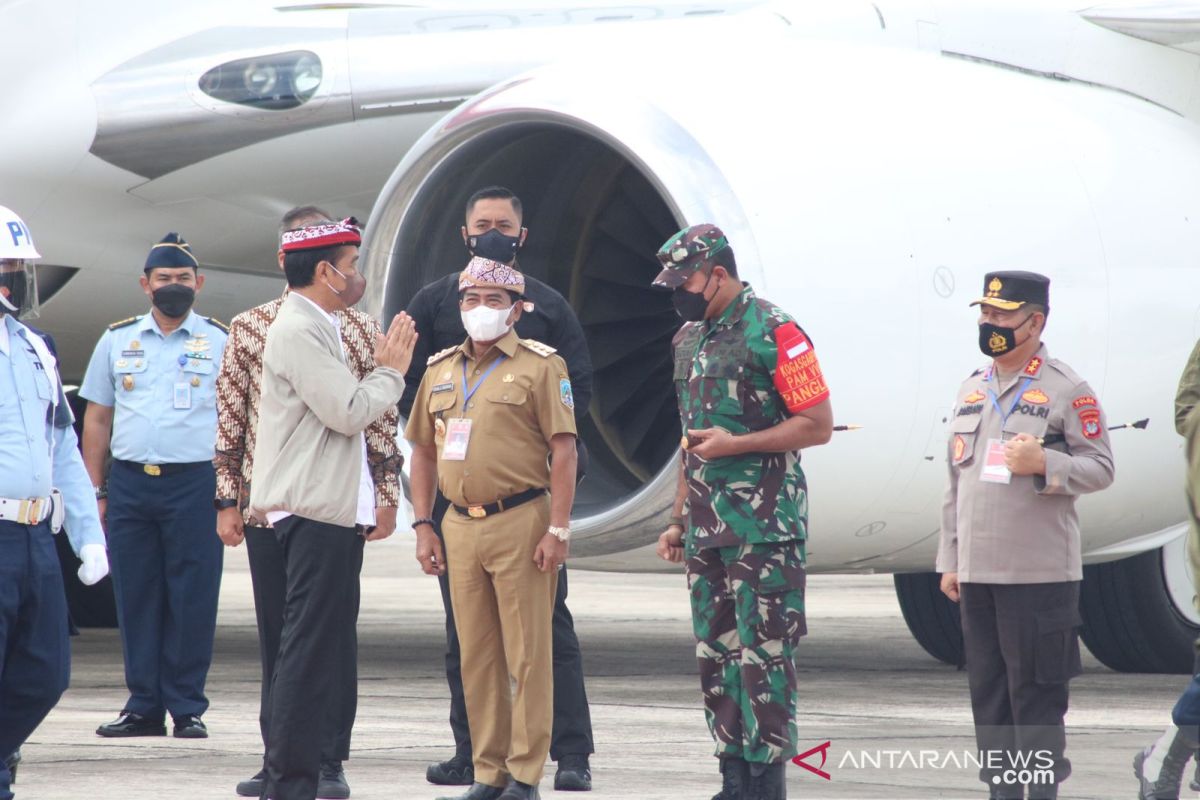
[113,459,210,477]
[453,487,547,519]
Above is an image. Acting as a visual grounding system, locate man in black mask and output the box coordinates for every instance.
[401,186,597,792]
[80,233,230,740]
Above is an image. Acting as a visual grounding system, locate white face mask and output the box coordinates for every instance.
[461,304,514,342]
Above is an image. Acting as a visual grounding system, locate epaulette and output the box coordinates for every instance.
[108,316,140,331]
[426,345,459,366]
[519,338,557,358]
[205,316,229,333]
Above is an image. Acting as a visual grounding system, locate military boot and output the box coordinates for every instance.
[746,761,786,800]
[710,756,749,800]
[1134,724,1199,800]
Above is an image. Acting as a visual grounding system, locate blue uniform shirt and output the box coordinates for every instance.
[79,310,228,464]
[0,314,104,554]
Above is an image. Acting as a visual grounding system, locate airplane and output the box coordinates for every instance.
[6,0,1200,675]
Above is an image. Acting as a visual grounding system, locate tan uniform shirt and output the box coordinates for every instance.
[406,329,577,507]
[936,344,1115,583]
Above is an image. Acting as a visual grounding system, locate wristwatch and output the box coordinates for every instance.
[214,498,238,511]
[94,484,108,500]
[548,525,571,542]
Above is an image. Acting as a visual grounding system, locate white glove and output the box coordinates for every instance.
[77,543,110,586]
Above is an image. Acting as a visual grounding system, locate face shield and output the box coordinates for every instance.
[0,259,40,319]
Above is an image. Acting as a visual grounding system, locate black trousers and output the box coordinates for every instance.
[262,516,363,800]
[960,581,1082,796]
[433,492,594,761]
[246,524,363,764]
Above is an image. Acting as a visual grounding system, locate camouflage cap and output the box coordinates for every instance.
[651,223,729,289]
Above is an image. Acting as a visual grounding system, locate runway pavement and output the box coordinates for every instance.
[13,533,1186,799]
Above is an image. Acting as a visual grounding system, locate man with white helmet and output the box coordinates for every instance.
[0,206,109,800]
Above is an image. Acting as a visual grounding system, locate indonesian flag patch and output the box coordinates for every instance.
[773,322,830,414]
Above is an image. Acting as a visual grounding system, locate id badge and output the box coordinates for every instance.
[442,418,472,461]
[980,438,1011,484]
[174,382,191,410]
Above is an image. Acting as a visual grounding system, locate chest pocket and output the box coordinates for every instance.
[697,354,745,418]
[113,356,148,392]
[949,413,982,466]
[31,364,53,402]
[673,345,694,383]
[1002,395,1052,440]
[181,357,214,376]
[428,391,459,416]
[486,386,528,407]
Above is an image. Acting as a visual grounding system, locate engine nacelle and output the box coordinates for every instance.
[362,23,1200,573]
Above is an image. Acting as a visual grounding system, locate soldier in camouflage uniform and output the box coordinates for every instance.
[652,224,833,800]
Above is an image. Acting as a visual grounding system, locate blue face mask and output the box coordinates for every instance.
[467,228,521,263]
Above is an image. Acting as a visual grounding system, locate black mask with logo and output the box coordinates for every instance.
[671,270,716,322]
[467,229,522,263]
[152,284,196,318]
[978,314,1033,358]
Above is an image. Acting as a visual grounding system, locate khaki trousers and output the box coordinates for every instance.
[442,495,557,787]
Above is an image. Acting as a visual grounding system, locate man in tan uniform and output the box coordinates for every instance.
[937,271,1114,800]
[407,257,578,800]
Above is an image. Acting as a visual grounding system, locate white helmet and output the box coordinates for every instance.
[0,206,41,319]
[0,206,41,260]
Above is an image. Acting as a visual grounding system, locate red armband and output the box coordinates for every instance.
[773,322,829,414]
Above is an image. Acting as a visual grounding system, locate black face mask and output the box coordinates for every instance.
[0,271,26,315]
[467,228,522,263]
[978,314,1032,357]
[671,271,715,322]
[152,283,196,318]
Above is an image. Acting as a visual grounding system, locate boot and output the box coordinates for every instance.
[3,749,19,784]
[710,756,749,800]
[1134,724,1199,800]
[746,761,786,800]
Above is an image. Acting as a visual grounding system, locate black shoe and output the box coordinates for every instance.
[711,756,749,800]
[498,779,539,800]
[96,711,167,737]
[746,762,785,800]
[4,749,20,784]
[318,759,350,799]
[435,782,506,800]
[172,714,208,739]
[1137,724,1199,800]
[554,754,591,791]
[235,768,266,797]
[427,753,475,786]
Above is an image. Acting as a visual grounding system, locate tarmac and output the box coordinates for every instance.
[12,532,1189,800]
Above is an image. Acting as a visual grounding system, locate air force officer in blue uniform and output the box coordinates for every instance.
[80,233,228,739]
[0,206,109,800]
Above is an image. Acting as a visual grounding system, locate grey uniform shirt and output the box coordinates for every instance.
[936,344,1115,584]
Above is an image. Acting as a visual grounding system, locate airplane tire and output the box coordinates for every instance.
[894,571,964,667]
[1079,546,1198,674]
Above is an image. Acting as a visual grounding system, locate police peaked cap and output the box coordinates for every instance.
[971,270,1049,311]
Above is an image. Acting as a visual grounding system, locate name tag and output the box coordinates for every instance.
[431,382,454,394]
[442,418,472,461]
[174,382,191,410]
[980,438,1011,484]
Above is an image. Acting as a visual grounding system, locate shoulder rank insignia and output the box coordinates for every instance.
[1023,356,1043,377]
[426,345,460,366]
[108,315,141,331]
[205,316,229,333]
[519,339,557,358]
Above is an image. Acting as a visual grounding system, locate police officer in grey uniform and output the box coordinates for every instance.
[80,233,228,739]
[0,206,109,800]
[937,271,1115,800]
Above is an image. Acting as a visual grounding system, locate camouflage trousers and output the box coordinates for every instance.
[686,540,807,764]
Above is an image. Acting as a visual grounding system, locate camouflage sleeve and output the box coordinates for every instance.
[1177,339,1200,436]
[214,315,252,504]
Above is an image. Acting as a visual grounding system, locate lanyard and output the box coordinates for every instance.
[986,370,1034,425]
[462,355,507,408]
